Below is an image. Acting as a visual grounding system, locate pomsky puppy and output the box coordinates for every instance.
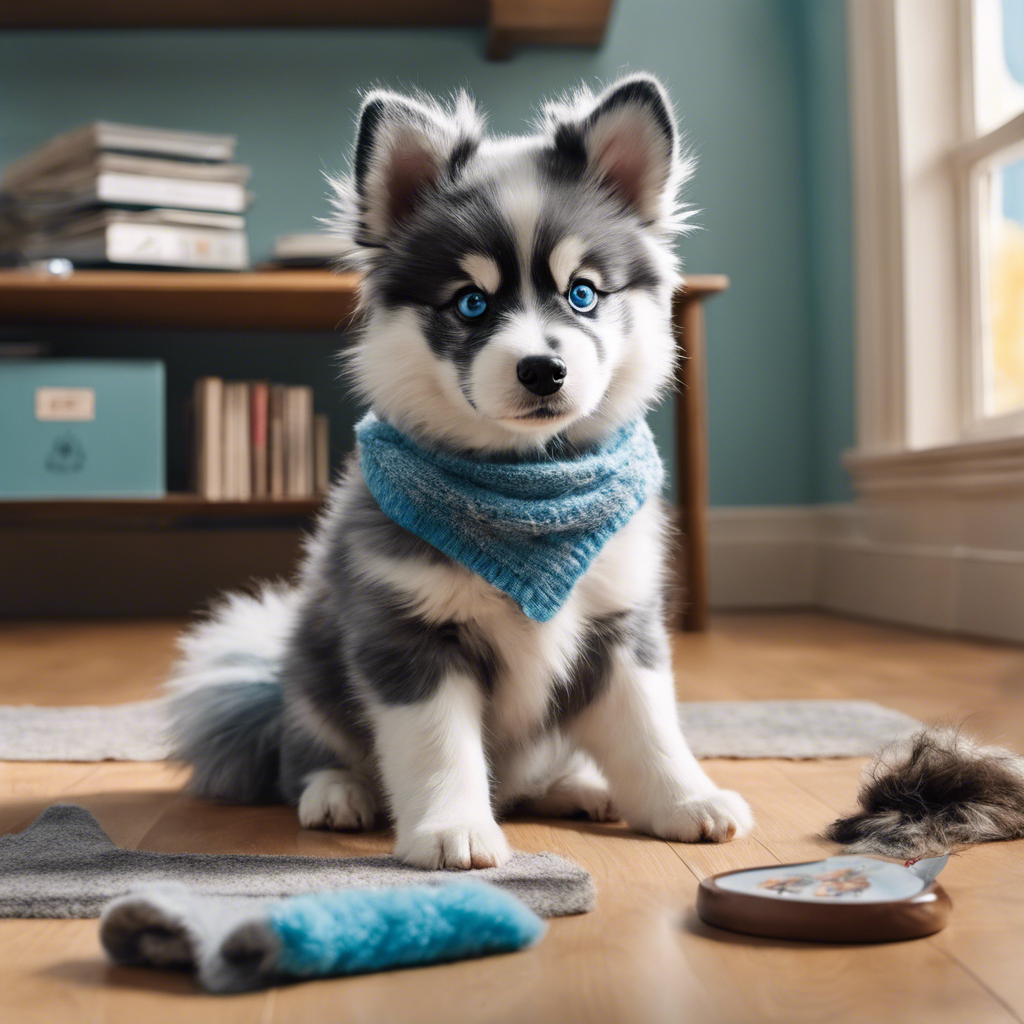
[168,74,754,869]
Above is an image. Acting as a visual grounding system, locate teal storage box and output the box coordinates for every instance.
[0,360,165,498]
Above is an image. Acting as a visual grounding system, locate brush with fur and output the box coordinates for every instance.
[824,727,1024,858]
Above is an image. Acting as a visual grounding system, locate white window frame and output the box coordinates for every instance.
[846,0,1024,489]
[957,0,1024,440]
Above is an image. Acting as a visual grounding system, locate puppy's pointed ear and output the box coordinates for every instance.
[549,75,680,226]
[352,90,481,244]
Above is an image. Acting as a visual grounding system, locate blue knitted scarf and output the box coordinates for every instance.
[356,413,664,622]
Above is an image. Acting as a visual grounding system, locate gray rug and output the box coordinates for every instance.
[0,805,595,920]
[679,700,919,758]
[0,697,920,762]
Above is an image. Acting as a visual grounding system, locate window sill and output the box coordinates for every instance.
[845,434,1024,495]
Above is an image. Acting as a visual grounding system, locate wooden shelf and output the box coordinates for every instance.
[0,269,725,332]
[0,0,616,60]
[488,0,614,59]
[0,273,728,616]
[2,0,483,28]
[0,270,726,534]
[0,494,323,526]
[0,269,361,332]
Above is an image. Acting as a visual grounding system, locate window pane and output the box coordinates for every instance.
[974,0,1024,132]
[982,152,1024,417]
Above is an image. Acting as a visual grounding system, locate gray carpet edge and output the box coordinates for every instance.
[0,804,595,920]
[0,697,922,762]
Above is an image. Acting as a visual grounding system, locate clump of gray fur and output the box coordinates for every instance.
[825,727,1024,858]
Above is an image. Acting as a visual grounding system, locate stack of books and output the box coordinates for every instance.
[193,378,330,501]
[0,122,251,270]
[267,232,341,268]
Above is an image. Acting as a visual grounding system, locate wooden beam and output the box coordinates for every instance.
[0,0,485,29]
[487,0,614,59]
[1,0,615,59]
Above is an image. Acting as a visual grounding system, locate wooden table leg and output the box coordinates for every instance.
[673,295,710,632]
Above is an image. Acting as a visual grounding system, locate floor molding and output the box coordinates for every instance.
[709,503,1024,643]
[708,507,820,609]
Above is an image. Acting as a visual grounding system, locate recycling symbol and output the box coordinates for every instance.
[45,432,86,474]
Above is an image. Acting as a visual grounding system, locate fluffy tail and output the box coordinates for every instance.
[165,584,299,804]
[825,727,1024,858]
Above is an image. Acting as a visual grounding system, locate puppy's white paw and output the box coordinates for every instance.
[298,769,377,832]
[652,789,753,843]
[396,820,512,870]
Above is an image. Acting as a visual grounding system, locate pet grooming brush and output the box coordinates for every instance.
[697,854,950,943]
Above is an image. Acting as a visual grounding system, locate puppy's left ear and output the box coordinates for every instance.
[550,75,680,226]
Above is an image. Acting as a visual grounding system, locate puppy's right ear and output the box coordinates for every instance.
[352,91,482,245]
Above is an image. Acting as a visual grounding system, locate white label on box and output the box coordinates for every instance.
[35,387,96,421]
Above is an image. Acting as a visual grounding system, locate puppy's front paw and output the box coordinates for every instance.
[298,770,378,831]
[653,790,753,843]
[396,820,512,870]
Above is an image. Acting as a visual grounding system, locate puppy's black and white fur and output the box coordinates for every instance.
[168,75,754,869]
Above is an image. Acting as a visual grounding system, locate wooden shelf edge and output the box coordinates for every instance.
[0,494,324,526]
[679,274,730,299]
[0,269,362,332]
[1,0,615,60]
[0,0,487,29]
[487,0,614,59]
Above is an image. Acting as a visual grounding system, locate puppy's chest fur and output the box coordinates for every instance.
[341,475,669,745]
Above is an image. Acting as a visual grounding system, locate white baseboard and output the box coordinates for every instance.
[709,503,1024,643]
[708,507,819,608]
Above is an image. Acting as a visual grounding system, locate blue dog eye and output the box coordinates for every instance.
[568,281,598,312]
[456,291,488,319]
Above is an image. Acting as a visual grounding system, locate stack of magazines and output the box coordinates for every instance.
[0,122,251,270]
[193,377,330,501]
[267,232,341,268]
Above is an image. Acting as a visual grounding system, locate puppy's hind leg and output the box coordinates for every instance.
[278,692,379,833]
[493,737,617,822]
[298,768,378,831]
[523,756,618,822]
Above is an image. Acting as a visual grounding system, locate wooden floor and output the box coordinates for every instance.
[1,612,1023,1024]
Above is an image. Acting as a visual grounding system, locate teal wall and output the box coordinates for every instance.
[0,0,854,504]
[795,0,855,502]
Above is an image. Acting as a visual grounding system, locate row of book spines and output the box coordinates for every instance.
[193,377,329,501]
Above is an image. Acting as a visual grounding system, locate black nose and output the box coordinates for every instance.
[517,355,566,397]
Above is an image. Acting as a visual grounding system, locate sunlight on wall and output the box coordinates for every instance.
[991,219,1024,415]
[989,0,1024,416]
